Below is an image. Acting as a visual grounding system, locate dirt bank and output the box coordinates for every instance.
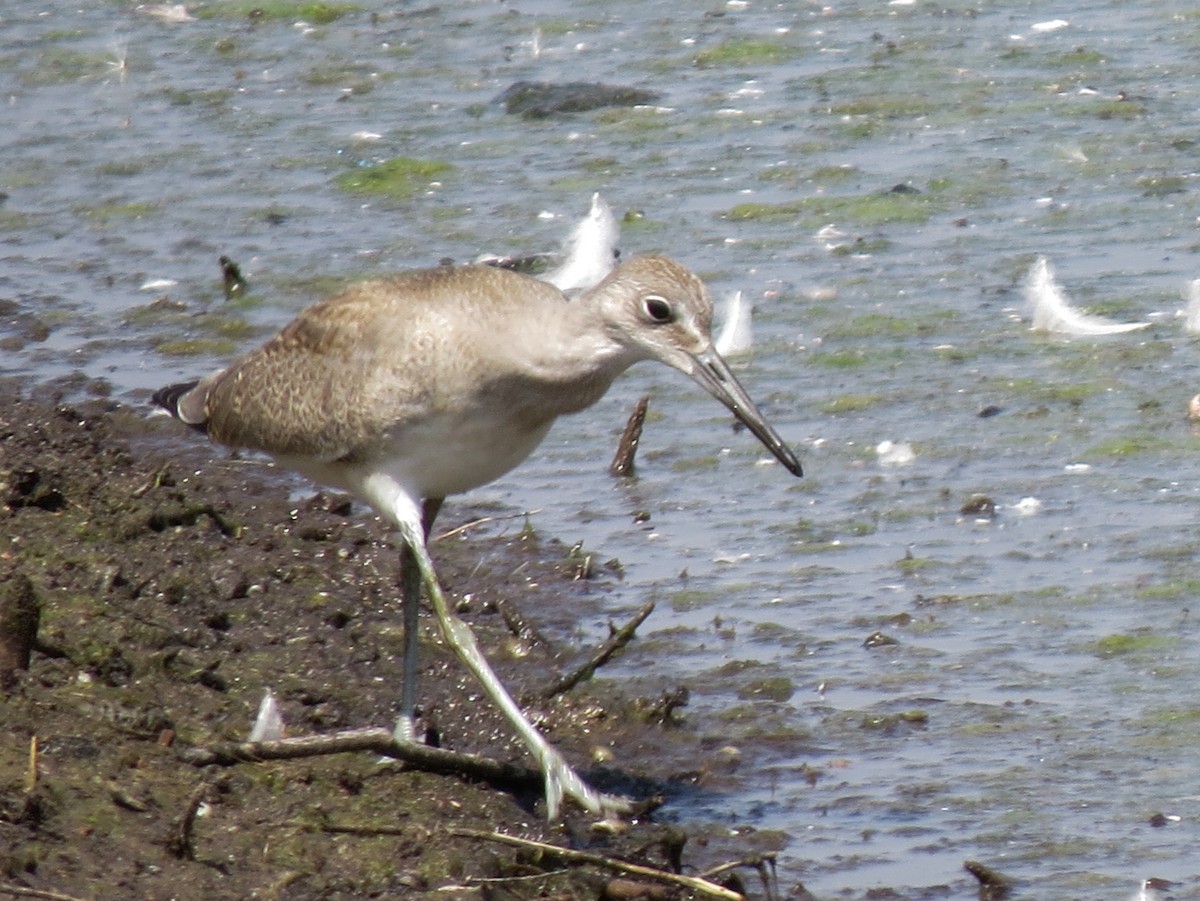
[0,378,789,901]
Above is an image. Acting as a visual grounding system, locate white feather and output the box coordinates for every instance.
[543,193,620,295]
[714,290,754,356]
[1182,279,1200,334]
[1025,256,1148,335]
[248,689,285,742]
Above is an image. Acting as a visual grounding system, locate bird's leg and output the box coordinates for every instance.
[393,515,630,821]
[393,541,422,743]
[393,498,444,744]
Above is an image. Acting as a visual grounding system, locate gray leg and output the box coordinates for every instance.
[393,515,629,820]
[393,498,444,744]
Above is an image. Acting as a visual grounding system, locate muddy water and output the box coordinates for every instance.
[5,0,1200,896]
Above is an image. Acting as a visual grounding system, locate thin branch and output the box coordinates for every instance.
[168,775,213,860]
[544,601,655,699]
[450,828,743,901]
[307,822,409,837]
[700,853,779,901]
[0,885,92,901]
[432,510,542,542]
[177,727,541,793]
[495,597,550,647]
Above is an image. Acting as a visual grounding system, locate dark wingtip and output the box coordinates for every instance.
[152,381,197,415]
[152,381,208,433]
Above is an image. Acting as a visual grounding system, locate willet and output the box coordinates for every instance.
[154,253,802,819]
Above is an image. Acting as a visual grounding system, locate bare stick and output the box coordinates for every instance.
[432,509,542,542]
[307,822,409,837]
[0,885,92,901]
[544,600,655,699]
[700,853,779,900]
[495,597,550,647]
[177,727,541,792]
[449,828,743,901]
[168,777,212,860]
[609,395,650,477]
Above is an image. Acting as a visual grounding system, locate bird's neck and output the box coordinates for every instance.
[508,300,637,417]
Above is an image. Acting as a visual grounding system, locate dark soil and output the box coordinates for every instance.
[0,378,785,901]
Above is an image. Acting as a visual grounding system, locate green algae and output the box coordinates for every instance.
[808,346,910,370]
[155,337,240,357]
[195,2,360,23]
[1136,578,1200,601]
[73,200,160,226]
[860,710,928,731]
[693,38,800,68]
[1084,434,1181,459]
[725,189,942,228]
[1090,632,1179,658]
[895,553,939,577]
[22,49,114,86]
[736,676,796,702]
[824,311,955,340]
[334,157,454,202]
[668,586,724,612]
[821,393,884,415]
[1000,377,1107,406]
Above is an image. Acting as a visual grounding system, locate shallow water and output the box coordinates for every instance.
[5,0,1200,896]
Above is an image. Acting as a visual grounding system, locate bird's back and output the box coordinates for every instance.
[181,265,574,463]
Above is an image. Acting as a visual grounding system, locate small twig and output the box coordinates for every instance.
[24,736,38,795]
[177,727,542,793]
[168,775,213,860]
[495,597,550,647]
[432,509,542,542]
[18,736,40,825]
[610,395,650,477]
[699,853,774,880]
[306,821,409,837]
[544,601,655,699]
[700,853,778,901]
[130,464,172,498]
[450,828,743,901]
[0,885,92,901]
[467,872,562,888]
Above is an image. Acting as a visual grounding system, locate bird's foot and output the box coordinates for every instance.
[391,714,418,744]
[540,746,632,821]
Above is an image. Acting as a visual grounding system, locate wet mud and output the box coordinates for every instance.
[0,378,785,900]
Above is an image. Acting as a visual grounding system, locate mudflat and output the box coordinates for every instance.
[0,378,778,900]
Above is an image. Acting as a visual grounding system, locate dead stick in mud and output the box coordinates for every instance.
[450,828,743,901]
[169,775,217,861]
[431,509,541,542]
[544,600,655,700]
[494,596,551,647]
[609,395,650,477]
[701,853,779,901]
[0,886,92,901]
[177,727,541,791]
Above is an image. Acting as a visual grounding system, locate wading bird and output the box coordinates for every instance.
[154,254,802,818]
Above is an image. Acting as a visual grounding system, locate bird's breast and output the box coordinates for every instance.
[287,405,557,501]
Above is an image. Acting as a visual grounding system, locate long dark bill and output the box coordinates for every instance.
[688,349,803,477]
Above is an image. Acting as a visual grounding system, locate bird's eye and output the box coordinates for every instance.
[643,294,673,323]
